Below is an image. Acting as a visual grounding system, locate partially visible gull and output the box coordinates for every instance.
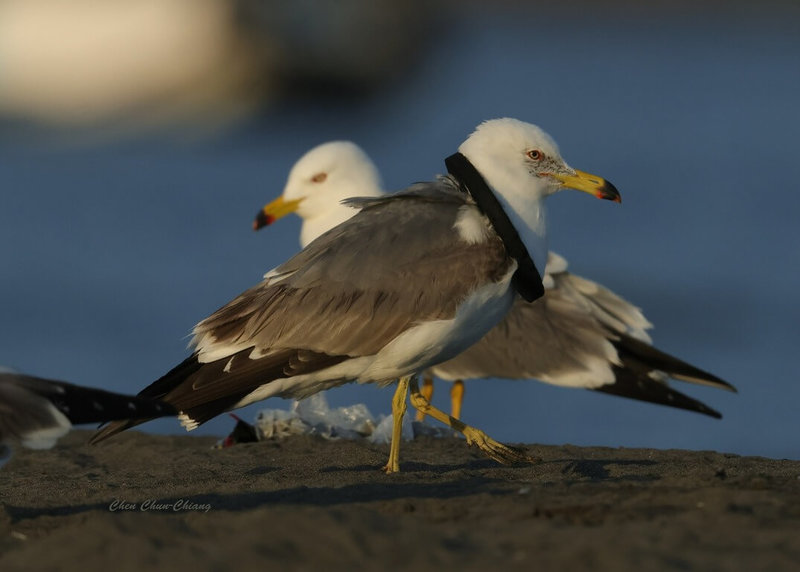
[91,118,620,472]
[0,370,176,465]
[253,141,735,422]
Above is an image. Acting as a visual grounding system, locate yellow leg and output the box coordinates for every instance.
[408,377,538,466]
[414,373,434,422]
[450,379,465,420]
[382,376,410,474]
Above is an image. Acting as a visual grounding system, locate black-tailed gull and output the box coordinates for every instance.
[91,118,620,472]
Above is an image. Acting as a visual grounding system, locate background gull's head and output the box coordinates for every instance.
[255,141,384,247]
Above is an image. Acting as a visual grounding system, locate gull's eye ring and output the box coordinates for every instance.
[526,150,543,161]
[311,172,328,183]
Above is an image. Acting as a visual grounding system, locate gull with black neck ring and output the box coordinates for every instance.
[91,118,619,473]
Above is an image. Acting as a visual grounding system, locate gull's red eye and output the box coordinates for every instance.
[526,150,543,161]
[311,172,327,183]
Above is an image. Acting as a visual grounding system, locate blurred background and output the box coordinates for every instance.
[1,0,798,459]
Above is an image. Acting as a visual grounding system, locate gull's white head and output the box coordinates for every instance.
[456,118,620,273]
[459,118,620,202]
[254,141,385,247]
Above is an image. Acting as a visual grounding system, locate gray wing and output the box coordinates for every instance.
[544,252,652,343]
[431,253,735,417]
[193,182,511,362]
[430,285,615,383]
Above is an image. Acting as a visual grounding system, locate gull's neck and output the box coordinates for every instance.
[299,187,387,248]
[457,150,550,279]
[490,186,548,279]
[300,207,362,247]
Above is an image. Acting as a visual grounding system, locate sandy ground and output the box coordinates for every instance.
[1,430,799,571]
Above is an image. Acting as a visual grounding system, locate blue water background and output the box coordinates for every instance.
[1,5,799,458]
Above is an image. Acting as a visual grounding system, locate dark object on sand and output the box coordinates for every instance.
[219,414,259,448]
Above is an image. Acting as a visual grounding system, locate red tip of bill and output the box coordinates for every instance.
[596,180,622,203]
[253,211,275,230]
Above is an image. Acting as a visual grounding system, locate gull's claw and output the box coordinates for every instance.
[462,426,540,465]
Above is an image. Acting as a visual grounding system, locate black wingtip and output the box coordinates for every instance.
[596,367,724,419]
[48,383,178,426]
[5,374,178,426]
[614,333,736,393]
